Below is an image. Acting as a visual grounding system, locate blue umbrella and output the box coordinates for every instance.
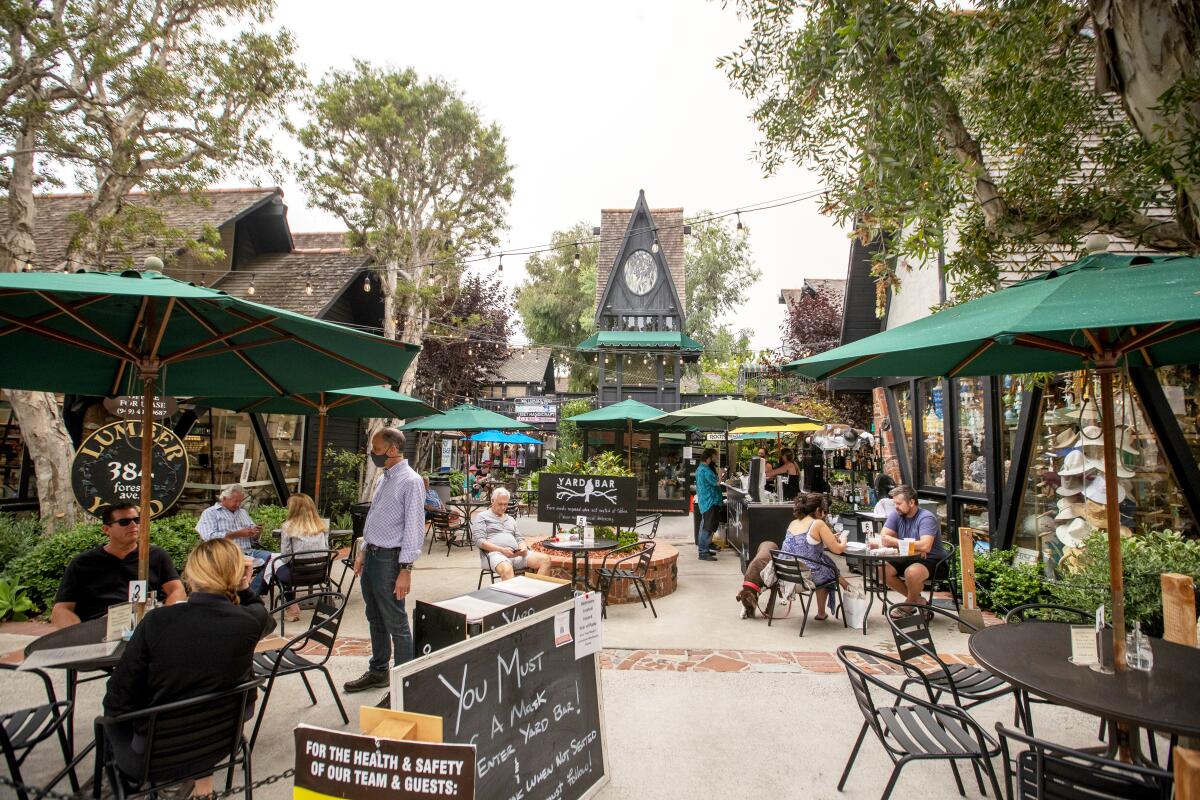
[469,429,541,444]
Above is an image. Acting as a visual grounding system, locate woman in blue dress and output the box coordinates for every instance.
[782,492,850,620]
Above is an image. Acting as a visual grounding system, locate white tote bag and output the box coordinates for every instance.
[841,583,870,629]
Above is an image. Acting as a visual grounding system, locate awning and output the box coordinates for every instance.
[577,331,704,351]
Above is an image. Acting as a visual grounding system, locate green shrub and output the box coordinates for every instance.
[0,512,41,567]
[249,504,287,551]
[4,522,106,614]
[0,577,34,621]
[1049,529,1200,637]
[956,547,1049,613]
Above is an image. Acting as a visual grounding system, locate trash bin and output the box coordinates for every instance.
[429,474,452,505]
[350,502,372,540]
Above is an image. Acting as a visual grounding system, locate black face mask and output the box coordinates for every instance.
[370,451,392,468]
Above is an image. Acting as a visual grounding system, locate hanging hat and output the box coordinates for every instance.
[1058,450,1087,476]
[1083,476,1127,505]
[1078,425,1104,452]
[1115,426,1141,456]
[1078,398,1100,424]
[1084,500,1108,529]
[1083,456,1134,478]
[1055,517,1088,547]
[1056,473,1084,497]
[1052,427,1079,449]
[1055,500,1084,521]
[1037,511,1056,534]
[1040,470,1061,488]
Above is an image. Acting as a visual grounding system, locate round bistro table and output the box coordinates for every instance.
[969,622,1200,763]
[538,538,619,592]
[841,549,933,633]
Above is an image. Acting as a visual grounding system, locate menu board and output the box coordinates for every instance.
[537,473,636,527]
[393,601,608,800]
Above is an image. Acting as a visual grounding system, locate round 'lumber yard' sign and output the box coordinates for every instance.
[71,420,189,519]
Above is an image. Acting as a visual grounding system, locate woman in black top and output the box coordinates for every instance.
[102,538,274,794]
[765,448,802,500]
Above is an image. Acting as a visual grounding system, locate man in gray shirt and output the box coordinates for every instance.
[474,488,550,580]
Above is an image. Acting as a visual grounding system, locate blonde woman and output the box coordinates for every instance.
[274,493,330,620]
[102,538,273,796]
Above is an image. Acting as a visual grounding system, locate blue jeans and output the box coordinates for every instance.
[361,545,413,674]
[246,548,272,595]
[697,506,719,558]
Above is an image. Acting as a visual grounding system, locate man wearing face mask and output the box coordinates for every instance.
[343,428,426,695]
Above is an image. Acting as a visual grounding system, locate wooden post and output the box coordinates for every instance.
[1097,364,1128,670]
[957,528,985,631]
[313,411,328,500]
[1176,748,1200,800]
[1161,572,1197,647]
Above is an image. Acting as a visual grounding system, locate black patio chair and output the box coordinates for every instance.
[927,543,960,612]
[427,510,472,556]
[92,679,261,800]
[478,548,526,589]
[249,591,349,751]
[888,602,1025,727]
[596,541,657,619]
[765,549,845,637]
[632,513,662,540]
[268,549,339,636]
[996,724,1172,800]
[836,645,1003,800]
[0,664,76,800]
[335,534,362,596]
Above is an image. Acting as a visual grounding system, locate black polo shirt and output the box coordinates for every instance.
[54,545,180,622]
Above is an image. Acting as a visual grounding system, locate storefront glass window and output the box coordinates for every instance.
[657,439,686,501]
[0,393,26,500]
[629,431,652,500]
[998,376,1024,487]
[955,378,987,494]
[959,500,990,533]
[919,379,946,489]
[602,355,616,384]
[181,409,302,510]
[892,384,914,467]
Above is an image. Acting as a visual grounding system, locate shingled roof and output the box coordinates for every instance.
[11,187,282,270]
[214,248,370,317]
[491,347,555,385]
[597,201,685,313]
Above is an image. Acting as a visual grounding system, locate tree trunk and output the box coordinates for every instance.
[2,116,81,533]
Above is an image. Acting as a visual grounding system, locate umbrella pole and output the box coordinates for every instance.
[626,418,633,471]
[313,411,327,502]
[1099,364,1128,672]
[137,371,156,584]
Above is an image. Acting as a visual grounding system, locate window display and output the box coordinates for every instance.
[893,384,914,463]
[956,378,988,494]
[919,379,946,489]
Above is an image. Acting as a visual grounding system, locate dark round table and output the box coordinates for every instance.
[538,538,619,592]
[842,549,932,632]
[23,616,122,748]
[969,622,1200,761]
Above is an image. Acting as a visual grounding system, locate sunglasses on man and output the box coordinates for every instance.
[109,516,141,527]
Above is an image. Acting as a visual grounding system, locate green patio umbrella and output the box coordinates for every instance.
[198,386,440,497]
[399,402,532,432]
[566,399,666,468]
[0,268,421,581]
[648,398,817,470]
[785,252,1200,670]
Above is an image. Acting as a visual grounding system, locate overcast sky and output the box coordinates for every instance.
[271,0,850,351]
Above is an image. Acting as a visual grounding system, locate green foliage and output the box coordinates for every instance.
[0,578,34,622]
[684,214,760,349]
[0,513,41,568]
[962,547,1049,613]
[1049,530,1200,637]
[4,522,106,614]
[323,446,366,517]
[697,328,754,394]
[517,224,599,392]
[533,450,634,493]
[249,505,287,551]
[550,398,593,468]
[147,514,206,576]
[720,0,1198,303]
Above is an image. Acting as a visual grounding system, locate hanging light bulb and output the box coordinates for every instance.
[247,275,256,296]
[497,255,503,273]
[22,262,32,272]
[362,274,371,292]
[736,212,746,237]
[650,239,659,255]
[199,272,207,287]
[304,278,313,296]
[573,245,581,268]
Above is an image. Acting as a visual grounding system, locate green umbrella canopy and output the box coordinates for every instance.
[0,270,421,395]
[783,253,1200,380]
[647,398,817,431]
[399,402,532,432]
[198,385,438,420]
[565,398,667,431]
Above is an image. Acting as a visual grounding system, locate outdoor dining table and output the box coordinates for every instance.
[969,621,1200,764]
[539,538,619,592]
[841,548,926,632]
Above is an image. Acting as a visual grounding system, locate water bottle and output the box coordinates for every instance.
[1125,621,1154,671]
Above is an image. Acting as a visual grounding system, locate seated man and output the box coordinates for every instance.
[195,483,272,594]
[473,487,550,580]
[878,484,946,614]
[52,502,186,627]
[423,475,445,520]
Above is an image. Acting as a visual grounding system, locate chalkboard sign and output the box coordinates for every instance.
[71,420,188,519]
[537,473,636,527]
[393,601,608,800]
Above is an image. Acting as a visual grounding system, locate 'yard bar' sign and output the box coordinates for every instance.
[537,473,636,527]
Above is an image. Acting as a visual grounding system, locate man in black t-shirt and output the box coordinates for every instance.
[51,503,186,627]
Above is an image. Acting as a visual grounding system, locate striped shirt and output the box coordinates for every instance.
[363,459,426,563]
[196,502,256,553]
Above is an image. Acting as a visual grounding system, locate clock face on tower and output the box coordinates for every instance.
[622,249,658,296]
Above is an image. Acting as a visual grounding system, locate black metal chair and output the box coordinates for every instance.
[336,534,362,596]
[926,543,960,612]
[765,549,845,636]
[427,510,472,556]
[629,513,662,540]
[93,679,261,800]
[836,645,1003,800]
[1003,603,1093,625]
[250,591,349,751]
[596,541,657,619]
[996,724,1173,800]
[0,664,76,800]
[889,602,1025,727]
[478,549,526,589]
[268,549,339,636]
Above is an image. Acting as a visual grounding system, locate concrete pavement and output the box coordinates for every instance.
[2,513,1112,799]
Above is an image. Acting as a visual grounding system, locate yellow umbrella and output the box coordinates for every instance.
[731,422,823,434]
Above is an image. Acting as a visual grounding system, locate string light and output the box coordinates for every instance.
[736,212,746,237]
[199,272,206,287]
[362,274,371,292]
[573,245,581,268]
[247,275,256,295]
[497,255,503,273]
[650,230,659,254]
[304,278,313,296]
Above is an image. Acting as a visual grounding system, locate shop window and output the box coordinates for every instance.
[998,376,1025,487]
[918,379,946,489]
[657,440,686,500]
[181,408,301,509]
[602,354,617,384]
[621,355,657,386]
[663,316,676,331]
[506,385,527,398]
[892,384,914,469]
[955,377,987,494]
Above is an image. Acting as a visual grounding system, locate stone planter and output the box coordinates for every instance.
[529,536,679,604]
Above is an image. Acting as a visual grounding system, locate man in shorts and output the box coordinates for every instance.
[878,484,947,612]
[474,487,551,579]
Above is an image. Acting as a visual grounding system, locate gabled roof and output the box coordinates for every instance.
[780,279,846,312]
[214,249,370,317]
[490,347,554,384]
[9,187,283,271]
[596,190,686,315]
[291,232,350,250]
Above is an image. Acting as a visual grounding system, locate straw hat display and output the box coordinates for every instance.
[1052,427,1079,449]
[1083,455,1134,478]
[1055,498,1085,522]
[1057,473,1085,496]
[1056,517,1088,547]
[1084,476,1128,505]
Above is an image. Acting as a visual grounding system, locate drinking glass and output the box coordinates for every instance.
[1125,621,1154,671]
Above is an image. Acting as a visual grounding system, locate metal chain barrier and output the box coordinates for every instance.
[0,767,295,800]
